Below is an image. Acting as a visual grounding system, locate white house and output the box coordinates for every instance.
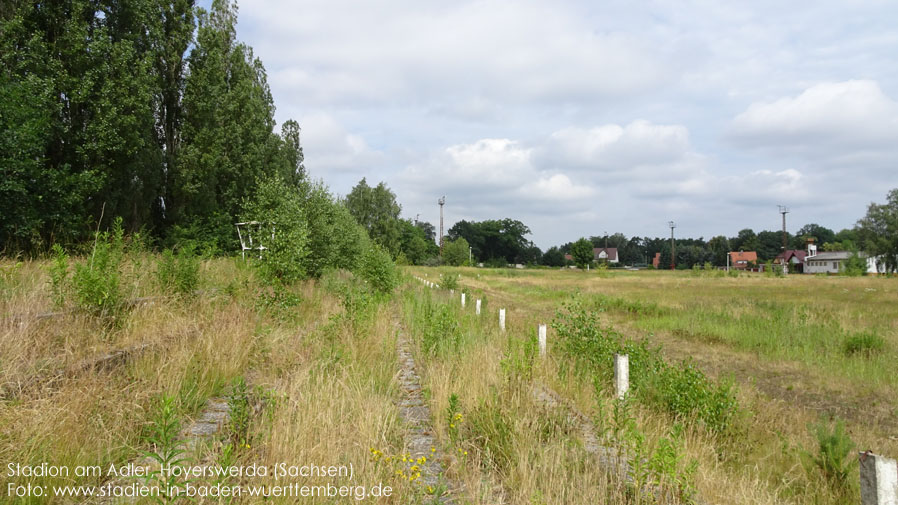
[804,251,885,274]
[593,247,619,264]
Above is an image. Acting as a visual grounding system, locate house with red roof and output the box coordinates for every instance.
[774,250,808,273]
[728,250,757,270]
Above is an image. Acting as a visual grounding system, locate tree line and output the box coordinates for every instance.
[1,0,302,254]
[381,186,898,272]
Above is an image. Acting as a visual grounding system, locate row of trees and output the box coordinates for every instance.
[344,178,439,265]
[425,190,898,272]
[1,0,301,253]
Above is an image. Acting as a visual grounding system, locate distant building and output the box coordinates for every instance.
[652,252,661,269]
[563,248,619,264]
[773,250,808,273]
[804,250,884,274]
[593,247,619,264]
[804,251,855,274]
[728,251,757,270]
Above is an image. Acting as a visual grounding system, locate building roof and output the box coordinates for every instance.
[729,251,757,263]
[593,247,618,261]
[775,250,807,263]
[808,251,863,260]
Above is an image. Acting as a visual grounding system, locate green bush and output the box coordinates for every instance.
[72,218,125,318]
[156,246,200,297]
[842,252,867,276]
[242,176,310,284]
[359,244,398,294]
[553,297,739,433]
[48,244,68,308]
[647,362,738,433]
[802,419,855,494]
[421,301,461,356]
[441,272,459,290]
[842,331,885,357]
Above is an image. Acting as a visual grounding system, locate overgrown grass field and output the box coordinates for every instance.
[409,266,898,505]
[4,251,895,504]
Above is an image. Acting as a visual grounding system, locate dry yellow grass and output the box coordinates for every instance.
[405,266,898,505]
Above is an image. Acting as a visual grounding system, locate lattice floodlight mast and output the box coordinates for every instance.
[235,221,274,260]
[668,221,676,270]
[438,196,446,257]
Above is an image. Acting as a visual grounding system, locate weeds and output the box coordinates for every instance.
[143,394,190,503]
[48,244,68,307]
[228,377,252,450]
[500,330,537,382]
[440,272,459,290]
[419,298,461,356]
[256,284,303,319]
[842,331,885,357]
[446,393,463,443]
[554,297,739,433]
[156,246,200,297]
[802,419,855,495]
[71,217,125,319]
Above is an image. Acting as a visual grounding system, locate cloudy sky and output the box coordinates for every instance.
[229,0,898,249]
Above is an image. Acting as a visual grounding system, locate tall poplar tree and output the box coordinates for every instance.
[175,0,281,249]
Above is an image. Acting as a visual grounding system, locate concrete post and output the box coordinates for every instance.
[499,309,506,332]
[461,293,466,308]
[860,451,898,505]
[475,299,481,315]
[614,354,629,400]
[538,324,547,356]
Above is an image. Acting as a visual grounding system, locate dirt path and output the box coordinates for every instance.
[394,316,464,503]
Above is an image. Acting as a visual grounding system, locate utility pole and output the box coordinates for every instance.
[668,221,676,270]
[438,196,445,257]
[778,205,790,274]
[604,230,608,251]
[414,213,419,226]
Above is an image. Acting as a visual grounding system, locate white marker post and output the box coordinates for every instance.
[614,354,629,400]
[461,293,466,308]
[499,309,506,332]
[475,299,481,315]
[538,324,547,357]
[860,452,898,505]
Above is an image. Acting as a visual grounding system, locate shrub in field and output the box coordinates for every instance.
[842,331,885,357]
[419,298,461,356]
[299,181,369,276]
[440,272,459,290]
[256,283,303,320]
[241,176,310,284]
[802,419,855,494]
[156,246,200,297]
[359,243,398,293]
[48,244,68,307]
[143,394,190,503]
[595,294,666,317]
[500,329,537,382]
[841,252,867,276]
[72,218,125,318]
[553,297,739,433]
[228,377,252,449]
[646,362,738,433]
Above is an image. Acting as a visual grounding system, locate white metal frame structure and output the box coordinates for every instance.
[235,221,274,260]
